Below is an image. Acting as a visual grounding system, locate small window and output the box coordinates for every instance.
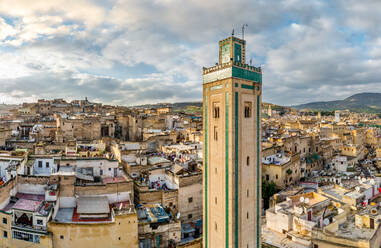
[215,197,217,204]
[214,126,218,141]
[60,235,64,239]
[188,214,193,219]
[46,162,49,168]
[215,222,218,231]
[3,231,7,238]
[108,168,111,171]
[100,169,103,176]
[247,212,249,219]
[188,197,193,203]
[244,102,252,118]
[247,189,249,197]
[37,219,43,225]
[276,174,278,179]
[266,175,269,181]
[38,161,43,168]
[247,156,250,166]
[213,106,220,118]
[2,218,7,224]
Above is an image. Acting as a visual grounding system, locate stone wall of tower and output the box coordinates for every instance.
[234,78,262,248]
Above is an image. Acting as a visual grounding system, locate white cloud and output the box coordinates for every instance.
[0,0,380,106]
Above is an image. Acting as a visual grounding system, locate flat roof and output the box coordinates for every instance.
[13,199,42,212]
[77,196,110,214]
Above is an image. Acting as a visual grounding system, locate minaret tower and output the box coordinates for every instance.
[203,35,262,248]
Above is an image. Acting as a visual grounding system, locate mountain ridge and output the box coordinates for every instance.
[293,92,381,112]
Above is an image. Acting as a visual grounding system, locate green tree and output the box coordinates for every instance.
[262,180,278,210]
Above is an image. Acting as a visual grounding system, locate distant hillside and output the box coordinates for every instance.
[134,101,293,116]
[133,102,203,115]
[293,93,381,113]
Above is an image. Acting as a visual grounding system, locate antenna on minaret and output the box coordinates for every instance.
[242,24,248,40]
[232,28,235,36]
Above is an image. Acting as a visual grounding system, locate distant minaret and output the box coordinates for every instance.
[203,35,262,248]
[317,111,321,120]
[267,105,272,117]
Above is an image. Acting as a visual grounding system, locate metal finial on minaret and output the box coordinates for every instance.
[242,24,248,40]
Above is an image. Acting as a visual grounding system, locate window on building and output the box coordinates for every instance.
[38,161,42,168]
[247,156,250,166]
[244,102,252,118]
[188,214,193,219]
[247,189,249,197]
[266,175,269,181]
[3,231,7,238]
[313,245,318,248]
[213,106,220,118]
[3,218,7,224]
[215,223,218,231]
[37,219,43,225]
[46,162,49,168]
[247,212,249,219]
[316,147,318,152]
[214,126,218,141]
[60,235,64,239]
[215,197,217,204]
[276,174,278,179]
[188,197,193,203]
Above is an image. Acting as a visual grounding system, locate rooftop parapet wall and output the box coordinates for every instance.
[202,61,261,75]
[219,36,246,46]
[202,61,262,84]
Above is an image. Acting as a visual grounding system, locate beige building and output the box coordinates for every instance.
[203,35,262,247]
[262,152,301,188]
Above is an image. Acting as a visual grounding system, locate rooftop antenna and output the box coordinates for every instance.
[242,24,248,40]
[232,28,235,36]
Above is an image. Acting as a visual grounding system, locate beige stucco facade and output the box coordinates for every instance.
[48,212,138,248]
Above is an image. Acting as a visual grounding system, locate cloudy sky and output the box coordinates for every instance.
[0,0,381,106]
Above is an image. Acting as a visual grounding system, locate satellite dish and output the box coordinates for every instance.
[300,197,305,203]
[176,212,181,219]
[371,208,377,215]
[323,219,330,226]
[296,207,303,215]
[355,186,360,192]
[304,198,310,204]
